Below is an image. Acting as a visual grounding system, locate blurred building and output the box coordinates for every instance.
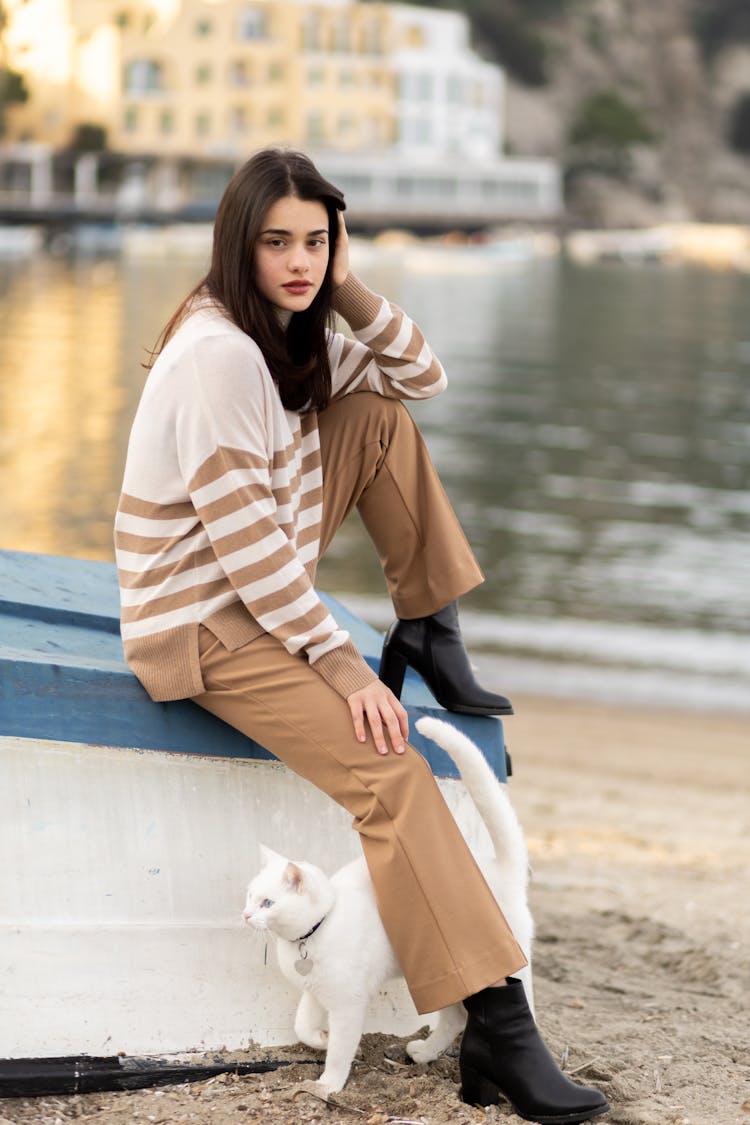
[4,0,500,159]
[1,0,561,224]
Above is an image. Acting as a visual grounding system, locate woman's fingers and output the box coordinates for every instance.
[331,210,350,288]
[349,694,367,744]
[347,683,409,755]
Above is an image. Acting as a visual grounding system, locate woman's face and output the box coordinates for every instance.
[254,194,330,314]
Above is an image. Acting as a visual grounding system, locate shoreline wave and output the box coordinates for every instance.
[338,593,750,716]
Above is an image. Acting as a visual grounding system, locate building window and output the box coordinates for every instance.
[301,11,321,51]
[124,58,165,94]
[361,19,383,55]
[307,66,325,86]
[401,118,433,146]
[331,16,350,52]
[229,59,252,87]
[416,73,433,101]
[473,80,487,108]
[195,63,212,85]
[447,75,464,104]
[195,111,211,137]
[229,105,248,134]
[338,114,357,138]
[399,73,433,102]
[415,119,433,145]
[267,106,284,128]
[339,69,355,87]
[195,18,212,36]
[123,106,138,132]
[159,108,175,134]
[268,60,284,82]
[403,24,426,48]
[237,6,268,40]
[307,110,325,144]
[365,115,382,145]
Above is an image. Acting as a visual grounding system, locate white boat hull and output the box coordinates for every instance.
[1,735,491,1058]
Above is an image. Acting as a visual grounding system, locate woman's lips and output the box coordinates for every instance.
[283,282,312,294]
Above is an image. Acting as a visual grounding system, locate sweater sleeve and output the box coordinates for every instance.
[329,273,448,401]
[176,332,378,698]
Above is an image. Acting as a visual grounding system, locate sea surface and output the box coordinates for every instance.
[1,238,748,713]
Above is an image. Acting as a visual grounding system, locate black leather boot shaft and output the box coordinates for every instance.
[379,601,513,715]
[460,979,609,1123]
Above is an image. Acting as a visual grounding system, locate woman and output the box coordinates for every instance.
[115,148,608,1123]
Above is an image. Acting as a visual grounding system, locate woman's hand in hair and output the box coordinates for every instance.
[347,681,409,756]
[331,211,350,289]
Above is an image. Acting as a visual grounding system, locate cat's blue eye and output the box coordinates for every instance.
[260,898,274,909]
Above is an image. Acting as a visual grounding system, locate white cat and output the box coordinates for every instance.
[242,715,534,1095]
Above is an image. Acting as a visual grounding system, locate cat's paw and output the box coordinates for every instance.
[316,1072,346,1096]
[406,1037,438,1064]
[298,1028,328,1051]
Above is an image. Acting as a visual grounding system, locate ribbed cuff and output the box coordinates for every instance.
[312,638,379,698]
[331,273,384,331]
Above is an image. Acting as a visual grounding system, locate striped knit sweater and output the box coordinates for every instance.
[115,273,447,702]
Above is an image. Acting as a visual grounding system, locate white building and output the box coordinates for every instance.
[391,5,503,161]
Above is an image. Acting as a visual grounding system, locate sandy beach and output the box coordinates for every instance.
[2,694,748,1125]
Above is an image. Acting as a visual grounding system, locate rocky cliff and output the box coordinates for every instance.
[491,0,750,226]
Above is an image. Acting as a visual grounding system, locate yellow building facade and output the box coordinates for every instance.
[4,0,398,156]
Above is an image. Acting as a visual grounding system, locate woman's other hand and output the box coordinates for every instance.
[331,211,350,289]
[347,681,409,755]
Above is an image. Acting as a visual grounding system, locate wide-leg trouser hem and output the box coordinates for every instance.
[192,627,526,1015]
[408,947,527,1015]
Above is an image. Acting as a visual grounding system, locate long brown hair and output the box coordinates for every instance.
[150,147,345,411]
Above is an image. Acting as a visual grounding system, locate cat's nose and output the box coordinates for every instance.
[242,910,253,923]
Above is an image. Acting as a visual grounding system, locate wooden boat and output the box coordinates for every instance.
[0,549,509,1083]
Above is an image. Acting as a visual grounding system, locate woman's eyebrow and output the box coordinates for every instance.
[259,227,328,237]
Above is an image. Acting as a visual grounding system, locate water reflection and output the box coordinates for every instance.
[1,248,748,708]
[326,258,750,638]
[0,257,123,557]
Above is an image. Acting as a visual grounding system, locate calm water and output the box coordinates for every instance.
[1,242,749,712]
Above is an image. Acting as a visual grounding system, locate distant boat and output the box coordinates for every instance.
[565,223,750,270]
[565,226,677,265]
[0,225,44,259]
[352,230,560,275]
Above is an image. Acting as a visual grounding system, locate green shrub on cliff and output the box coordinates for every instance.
[566,90,655,179]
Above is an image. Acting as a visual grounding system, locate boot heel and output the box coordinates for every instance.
[460,1063,502,1108]
[378,641,408,698]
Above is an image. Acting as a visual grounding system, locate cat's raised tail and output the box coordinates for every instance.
[415,716,527,871]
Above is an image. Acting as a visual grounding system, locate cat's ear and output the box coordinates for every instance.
[259,843,284,867]
[283,862,305,893]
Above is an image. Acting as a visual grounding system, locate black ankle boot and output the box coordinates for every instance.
[460,979,610,1124]
[379,601,513,715]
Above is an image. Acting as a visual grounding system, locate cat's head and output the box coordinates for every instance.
[242,844,335,942]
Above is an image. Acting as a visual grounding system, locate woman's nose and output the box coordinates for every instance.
[288,246,310,272]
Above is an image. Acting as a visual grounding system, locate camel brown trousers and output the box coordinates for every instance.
[192,392,527,1014]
